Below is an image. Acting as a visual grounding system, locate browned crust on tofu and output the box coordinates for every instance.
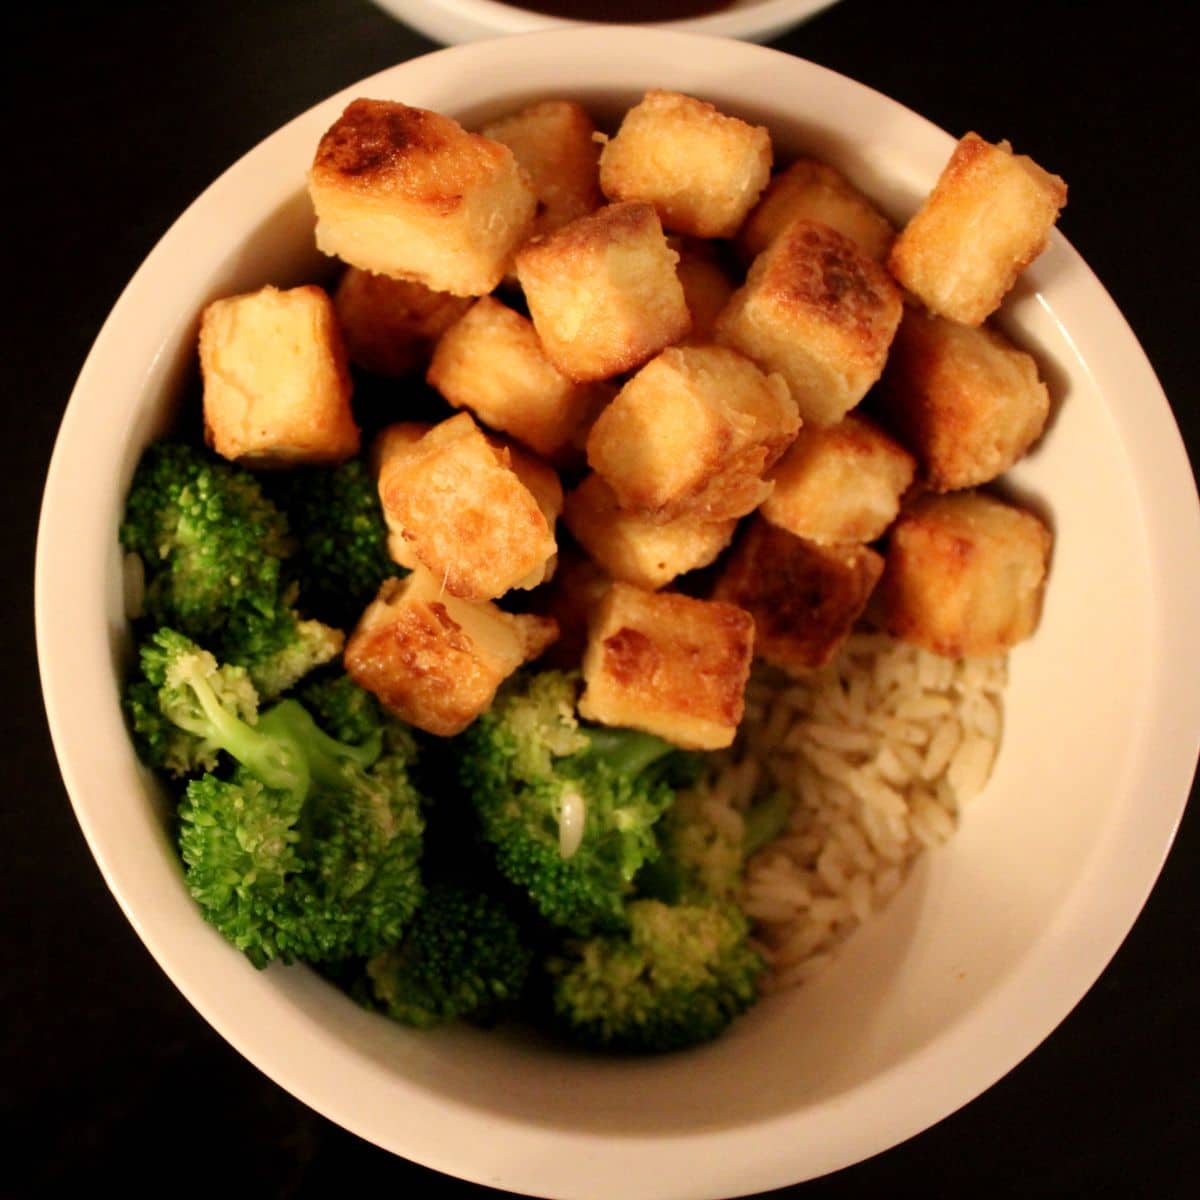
[876,305,1051,491]
[766,221,899,353]
[375,413,557,600]
[344,575,557,735]
[312,99,509,206]
[578,583,754,749]
[333,268,472,377]
[878,492,1052,658]
[712,519,884,673]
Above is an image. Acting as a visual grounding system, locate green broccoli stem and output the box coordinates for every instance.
[743,790,794,858]
[580,727,678,778]
[257,700,382,789]
[177,662,306,794]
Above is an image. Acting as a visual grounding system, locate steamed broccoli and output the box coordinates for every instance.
[458,670,695,935]
[121,441,342,697]
[131,628,424,967]
[266,458,402,628]
[639,784,795,905]
[547,899,765,1053]
[365,881,533,1029]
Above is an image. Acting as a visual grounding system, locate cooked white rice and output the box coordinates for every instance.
[704,630,1006,992]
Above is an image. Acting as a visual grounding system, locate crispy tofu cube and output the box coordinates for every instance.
[889,133,1067,325]
[514,202,691,381]
[309,99,537,297]
[563,473,737,591]
[425,296,612,462]
[332,267,471,377]
[598,90,772,238]
[373,413,557,601]
[199,284,358,467]
[760,414,916,544]
[480,99,602,240]
[586,345,799,522]
[876,306,1051,491]
[674,239,737,343]
[578,583,754,750]
[737,157,895,263]
[715,220,903,428]
[344,571,558,736]
[712,519,884,674]
[878,492,1052,658]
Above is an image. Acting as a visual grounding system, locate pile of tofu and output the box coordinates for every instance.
[195,90,1065,751]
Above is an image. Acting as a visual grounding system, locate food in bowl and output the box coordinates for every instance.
[118,83,1063,1058]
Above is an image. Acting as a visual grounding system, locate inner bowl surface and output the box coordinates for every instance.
[35,28,1200,1200]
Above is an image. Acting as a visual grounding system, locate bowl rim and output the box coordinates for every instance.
[371,0,842,42]
[35,26,1200,1198]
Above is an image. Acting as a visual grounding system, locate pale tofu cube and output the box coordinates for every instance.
[199,284,358,467]
[373,412,557,601]
[563,473,737,591]
[425,296,612,463]
[578,583,754,750]
[716,220,903,428]
[480,99,602,240]
[344,571,558,736]
[712,519,884,674]
[877,306,1051,491]
[878,492,1052,658]
[309,99,537,297]
[674,239,737,343]
[514,202,691,381]
[737,157,895,263]
[599,90,772,238]
[760,414,916,544]
[332,267,471,377]
[889,132,1067,325]
[586,345,799,521]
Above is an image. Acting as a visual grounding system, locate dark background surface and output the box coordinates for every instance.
[7,1,1198,1196]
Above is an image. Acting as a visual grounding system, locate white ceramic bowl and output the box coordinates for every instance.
[36,28,1200,1200]
[372,0,839,45]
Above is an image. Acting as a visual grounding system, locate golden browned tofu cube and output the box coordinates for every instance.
[563,473,737,591]
[877,306,1051,491]
[578,583,754,750]
[716,220,902,428]
[737,158,895,263]
[674,239,736,343]
[374,413,557,601]
[598,90,772,238]
[889,133,1067,325]
[586,345,799,522]
[344,571,558,736]
[480,99,602,240]
[878,492,1052,658]
[332,267,471,377]
[514,202,691,382]
[199,284,359,467]
[425,296,612,463]
[712,519,884,674]
[309,99,537,297]
[710,218,902,429]
[760,414,916,544]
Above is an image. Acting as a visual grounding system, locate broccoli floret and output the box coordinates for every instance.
[458,670,695,936]
[639,783,794,905]
[265,458,402,628]
[121,442,341,697]
[365,881,533,1029]
[133,628,424,967]
[547,899,764,1053]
